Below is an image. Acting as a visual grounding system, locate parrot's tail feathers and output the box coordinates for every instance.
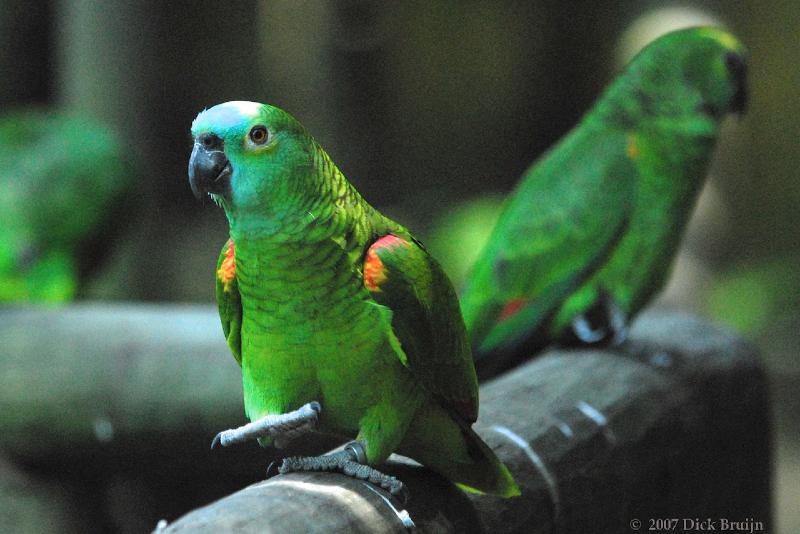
[452,424,520,498]
[400,406,520,498]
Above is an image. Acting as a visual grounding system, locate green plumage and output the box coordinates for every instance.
[460,27,748,373]
[0,109,130,302]
[192,101,517,497]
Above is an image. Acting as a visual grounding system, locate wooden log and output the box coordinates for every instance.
[0,303,242,461]
[0,305,772,531]
[158,310,771,533]
[0,303,282,528]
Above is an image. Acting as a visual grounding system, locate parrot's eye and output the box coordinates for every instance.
[249,125,269,145]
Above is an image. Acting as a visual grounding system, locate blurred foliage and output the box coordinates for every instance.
[425,195,504,289]
[0,0,794,363]
[0,109,134,302]
[706,258,800,336]
[0,2,793,358]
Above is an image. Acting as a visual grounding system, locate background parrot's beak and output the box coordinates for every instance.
[726,52,748,115]
[188,138,232,199]
[731,79,747,116]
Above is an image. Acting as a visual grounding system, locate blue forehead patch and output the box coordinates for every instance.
[191,101,264,135]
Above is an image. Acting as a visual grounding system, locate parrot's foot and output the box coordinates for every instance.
[607,298,628,346]
[267,441,408,501]
[211,401,321,449]
[570,295,628,346]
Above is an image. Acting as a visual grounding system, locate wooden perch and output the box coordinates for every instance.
[158,311,771,533]
[0,305,771,531]
[0,304,243,461]
[0,303,283,527]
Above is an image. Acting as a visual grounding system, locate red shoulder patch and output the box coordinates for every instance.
[217,239,236,292]
[498,298,527,322]
[363,235,409,292]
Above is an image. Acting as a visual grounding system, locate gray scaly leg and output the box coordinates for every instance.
[269,441,408,500]
[211,401,321,449]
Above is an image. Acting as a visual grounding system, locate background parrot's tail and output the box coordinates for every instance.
[399,403,520,498]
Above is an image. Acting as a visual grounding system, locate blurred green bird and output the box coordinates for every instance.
[459,27,749,377]
[0,110,131,302]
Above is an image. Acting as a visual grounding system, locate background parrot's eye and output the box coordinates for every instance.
[249,125,269,145]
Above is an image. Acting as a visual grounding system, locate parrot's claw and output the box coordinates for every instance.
[571,294,628,346]
[265,460,281,479]
[268,441,409,503]
[607,298,628,346]
[571,314,606,344]
[211,401,321,449]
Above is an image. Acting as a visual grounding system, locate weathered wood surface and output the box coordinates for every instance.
[0,305,771,532]
[0,304,243,459]
[160,311,771,533]
[0,303,303,530]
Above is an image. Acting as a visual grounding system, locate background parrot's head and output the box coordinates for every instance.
[0,109,133,302]
[189,101,315,231]
[622,26,748,121]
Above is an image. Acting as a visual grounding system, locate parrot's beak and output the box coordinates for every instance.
[730,77,747,116]
[726,52,748,116]
[188,136,232,199]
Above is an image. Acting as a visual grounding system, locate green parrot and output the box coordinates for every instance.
[189,101,518,498]
[0,109,130,302]
[459,27,748,377]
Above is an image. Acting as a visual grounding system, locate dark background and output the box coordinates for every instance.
[1,1,797,531]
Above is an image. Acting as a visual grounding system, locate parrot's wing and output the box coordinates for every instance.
[215,238,242,365]
[364,234,479,423]
[466,129,637,353]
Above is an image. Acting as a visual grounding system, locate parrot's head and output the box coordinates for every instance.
[189,101,316,231]
[627,27,748,120]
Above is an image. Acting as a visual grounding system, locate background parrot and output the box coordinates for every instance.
[458,27,749,378]
[0,109,131,302]
[188,101,518,497]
